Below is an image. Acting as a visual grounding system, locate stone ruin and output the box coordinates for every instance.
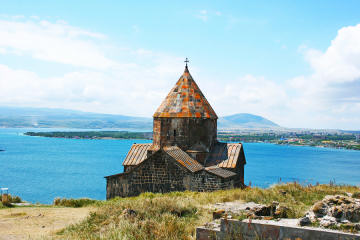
[300,194,360,232]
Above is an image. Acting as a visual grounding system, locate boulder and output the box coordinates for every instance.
[299,216,311,226]
[319,216,337,227]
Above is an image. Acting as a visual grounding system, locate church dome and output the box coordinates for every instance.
[153,66,218,119]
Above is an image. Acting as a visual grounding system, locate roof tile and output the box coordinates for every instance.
[205,142,243,169]
[123,143,152,166]
[205,166,236,178]
[164,146,204,172]
[153,66,218,119]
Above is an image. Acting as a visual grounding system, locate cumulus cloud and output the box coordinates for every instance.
[1,16,360,129]
[286,23,360,129]
[0,17,186,116]
[0,17,116,69]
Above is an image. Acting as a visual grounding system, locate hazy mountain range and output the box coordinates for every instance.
[0,106,279,129]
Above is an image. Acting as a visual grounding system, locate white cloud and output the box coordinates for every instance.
[195,10,224,22]
[0,17,186,116]
[1,16,360,130]
[202,74,288,125]
[0,17,116,69]
[196,10,208,22]
[286,23,360,129]
[201,23,360,129]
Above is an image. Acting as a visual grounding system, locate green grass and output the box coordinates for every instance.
[53,183,359,240]
[53,198,98,208]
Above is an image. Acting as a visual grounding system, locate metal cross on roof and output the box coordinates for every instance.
[184,58,189,67]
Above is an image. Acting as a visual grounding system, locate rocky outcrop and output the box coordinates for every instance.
[212,201,289,220]
[299,194,360,231]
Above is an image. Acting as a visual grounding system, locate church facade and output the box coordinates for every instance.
[105,65,246,199]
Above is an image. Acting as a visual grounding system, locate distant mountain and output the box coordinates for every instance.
[218,113,279,129]
[0,107,279,129]
[0,106,152,129]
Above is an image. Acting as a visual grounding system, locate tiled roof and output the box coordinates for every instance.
[122,143,152,166]
[153,66,218,119]
[164,146,204,172]
[205,166,236,178]
[205,142,244,168]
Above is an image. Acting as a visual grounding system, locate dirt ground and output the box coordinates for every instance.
[0,206,93,240]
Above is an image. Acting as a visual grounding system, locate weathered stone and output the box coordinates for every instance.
[299,216,311,226]
[254,204,277,216]
[355,223,360,231]
[105,66,246,199]
[312,201,328,217]
[301,194,360,231]
[320,216,337,227]
[213,209,225,219]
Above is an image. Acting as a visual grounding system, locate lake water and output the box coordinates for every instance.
[0,128,359,204]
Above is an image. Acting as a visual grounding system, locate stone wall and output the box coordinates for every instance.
[106,151,187,199]
[106,150,236,199]
[152,117,217,152]
[191,171,235,192]
[196,218,360,240]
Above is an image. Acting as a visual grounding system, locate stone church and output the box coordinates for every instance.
[105,63,246,199]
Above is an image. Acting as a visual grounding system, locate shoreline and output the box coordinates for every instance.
[25,133,358,151]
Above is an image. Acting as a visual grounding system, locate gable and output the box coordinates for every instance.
[205,142,245,168]
[122,143,152,166]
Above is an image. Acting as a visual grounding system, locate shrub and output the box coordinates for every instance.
[53,198,97,208]
[352,192,360,199]
[8,195,22,203]
[0,194,22,206]
[55,198,97,208]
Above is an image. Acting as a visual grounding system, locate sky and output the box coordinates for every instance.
[0,1,360,130]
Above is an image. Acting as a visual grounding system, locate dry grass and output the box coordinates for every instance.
[55,183,359,240]
[53,198,97,208]
[352,192,360,199]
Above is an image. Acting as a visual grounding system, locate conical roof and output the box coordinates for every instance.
[153,66,218,119]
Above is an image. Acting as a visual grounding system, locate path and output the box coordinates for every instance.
[0,206,93,240]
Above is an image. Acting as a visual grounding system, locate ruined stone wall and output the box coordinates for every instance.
[152,117,217,152]
[190,171,236,192]
[106,150,236,199]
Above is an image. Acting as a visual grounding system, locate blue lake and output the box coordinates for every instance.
[0,128,359,204]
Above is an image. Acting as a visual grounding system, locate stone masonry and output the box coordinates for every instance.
[105,64,246,199]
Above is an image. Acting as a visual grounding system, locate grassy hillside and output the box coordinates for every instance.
[55,183,359,240]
